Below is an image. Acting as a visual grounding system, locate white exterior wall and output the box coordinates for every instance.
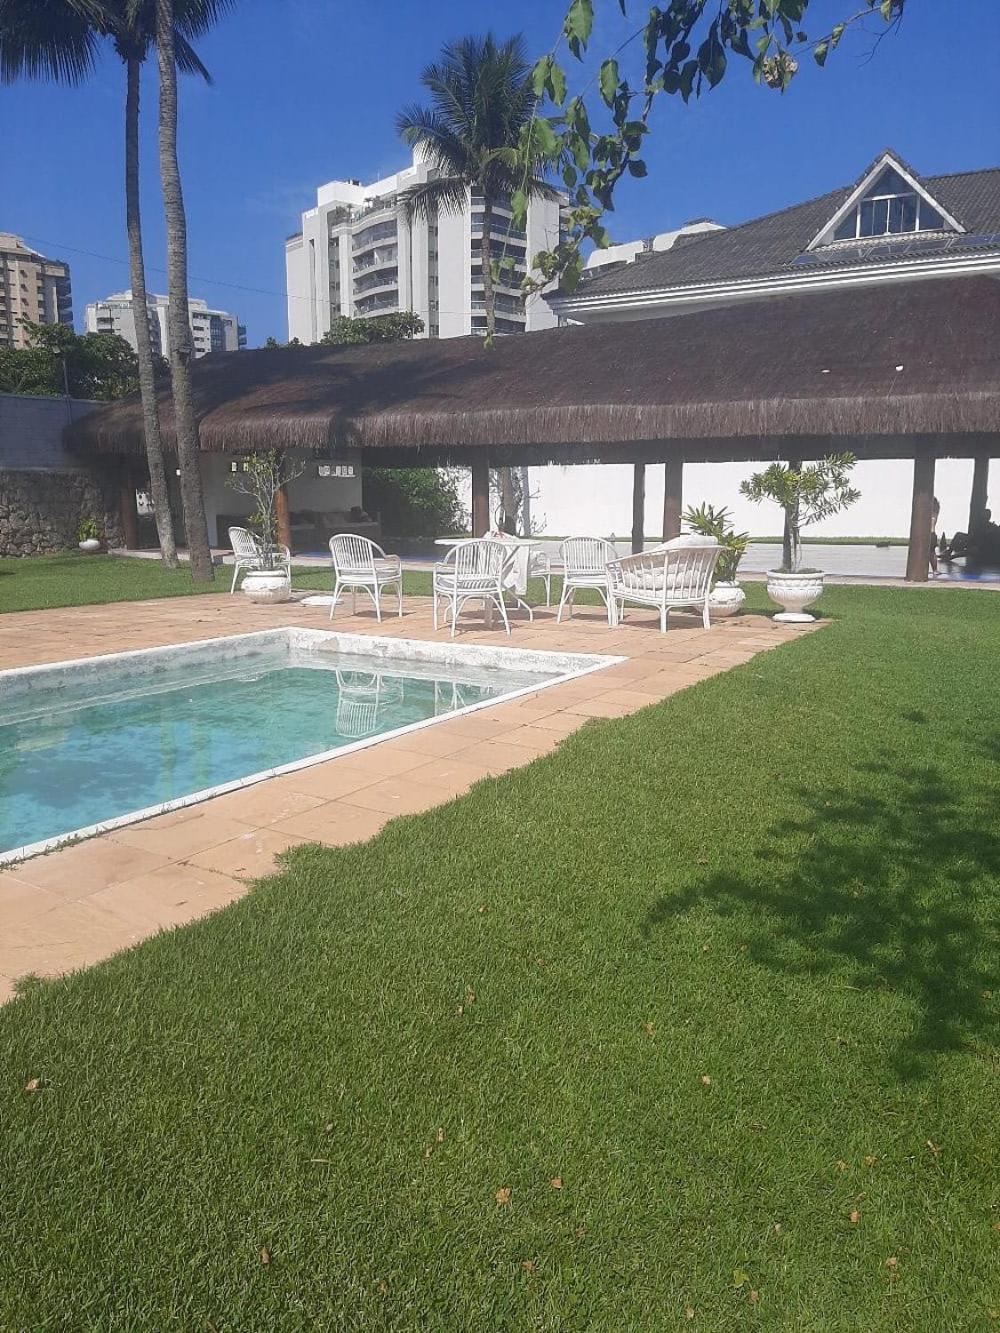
[435,204,470,339]
[525,457,980,543]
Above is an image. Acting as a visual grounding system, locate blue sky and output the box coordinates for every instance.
[5,0,998,346]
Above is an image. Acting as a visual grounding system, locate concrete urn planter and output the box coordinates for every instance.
[78,538,101,554]
[708,581,746,619]
[241,570,291,604]
[766,569,825,623]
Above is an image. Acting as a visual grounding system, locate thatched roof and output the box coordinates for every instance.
[66,276,1000,464]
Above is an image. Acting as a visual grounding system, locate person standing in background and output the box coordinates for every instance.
[929,496,940,578]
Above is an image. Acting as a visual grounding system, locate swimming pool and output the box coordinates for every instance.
[0,628,622,862]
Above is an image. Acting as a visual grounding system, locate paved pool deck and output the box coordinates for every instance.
[0,594,820,1002]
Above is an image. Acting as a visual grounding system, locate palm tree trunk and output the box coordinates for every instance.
[155,0,213,583]
[481,193,517,534]
[125,52,177,568]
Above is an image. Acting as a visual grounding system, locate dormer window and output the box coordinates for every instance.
[805,155,963,252]
[831,167,946,241]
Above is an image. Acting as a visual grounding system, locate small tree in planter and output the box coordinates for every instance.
[682,502,750,617]
[227,450,304,600]
[740,453,860,621]
[77,517,103,553]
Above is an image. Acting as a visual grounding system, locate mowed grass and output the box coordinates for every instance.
[4,552,769,615]
[2,586,1000,1329]
[1,553,563,613]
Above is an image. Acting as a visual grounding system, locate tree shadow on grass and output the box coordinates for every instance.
[643,757,1000,1079]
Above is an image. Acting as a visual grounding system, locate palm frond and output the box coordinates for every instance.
[397,175,469,222]
[0,0,101,84]
[174,29,209,80]
[398,30,554,209]
[397,104,472,178]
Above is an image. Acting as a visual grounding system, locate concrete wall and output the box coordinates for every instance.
[0,394,123,556]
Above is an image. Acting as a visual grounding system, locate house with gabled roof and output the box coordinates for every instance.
[551,151,1000,324]
[523,152,1000,563]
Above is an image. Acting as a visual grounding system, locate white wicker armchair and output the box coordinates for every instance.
[329,534,402,621]
[557,536,618,624]
[228,526,291,594]
[607,536,722,632]
[433,538,512,636]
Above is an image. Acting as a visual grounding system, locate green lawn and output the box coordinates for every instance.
[0,553,555,614]
[2,586,999,1329]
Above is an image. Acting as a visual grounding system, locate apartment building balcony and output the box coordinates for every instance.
[353,269,399,298]
[353,247,398,275]
[354,292,401,316]
[353,197,397,224]
[352,220,398,252]
[470,299,525,320]
[470,275,526,300]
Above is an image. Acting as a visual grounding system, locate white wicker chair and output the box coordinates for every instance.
[433,538,512,636]
[228,525,291,594]
[329,534,402,622]
[607,536,722,633]
[556,536,618,624]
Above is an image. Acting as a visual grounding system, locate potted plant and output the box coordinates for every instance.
[740,454,860,621]
[227,450,304,603]
[682,502,750,618]
[77,518,102,553]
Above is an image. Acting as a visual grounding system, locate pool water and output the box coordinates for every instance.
[0,634,566,858]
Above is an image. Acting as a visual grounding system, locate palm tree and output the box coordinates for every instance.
[114,1,230,574]
[155,0,225,582]
[397,33,555,533]
[0,0,227,573]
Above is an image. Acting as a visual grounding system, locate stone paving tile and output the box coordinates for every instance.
[8,839,171,900]
[270,802,391,847]
[112,809,258,861]
[192,783,327,828]
[187,827,307,880]
[86,864,246,936]
[0,873,65,928]
[458,739,555,774]
[387,727,479,758]
[278,761,386,801]
[407,757,496,795]
[0,592,821,990]
[339,778,462,817]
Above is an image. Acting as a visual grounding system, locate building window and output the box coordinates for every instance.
[832,167,946,241]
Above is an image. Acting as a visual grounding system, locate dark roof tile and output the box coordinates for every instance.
[572,159,1000,299]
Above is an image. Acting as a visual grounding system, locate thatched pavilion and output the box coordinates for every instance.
[66,274,1000,581]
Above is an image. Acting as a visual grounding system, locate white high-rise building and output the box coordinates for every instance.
[285,148,566,343]
[84,291,246,358]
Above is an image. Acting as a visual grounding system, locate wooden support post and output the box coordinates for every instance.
[905,450,936,582]
[631,463,645,553]
[275,483,291,553]
[969,450,990,538]
[119,463,139,550]
[662,456,683,542]
[471,452,490,537]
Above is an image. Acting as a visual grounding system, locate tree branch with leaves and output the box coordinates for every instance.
[515,0,907,293]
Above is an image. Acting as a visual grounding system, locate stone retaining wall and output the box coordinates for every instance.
[0,468,123,557]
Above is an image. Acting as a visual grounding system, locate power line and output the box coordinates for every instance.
[17,231,543,323]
